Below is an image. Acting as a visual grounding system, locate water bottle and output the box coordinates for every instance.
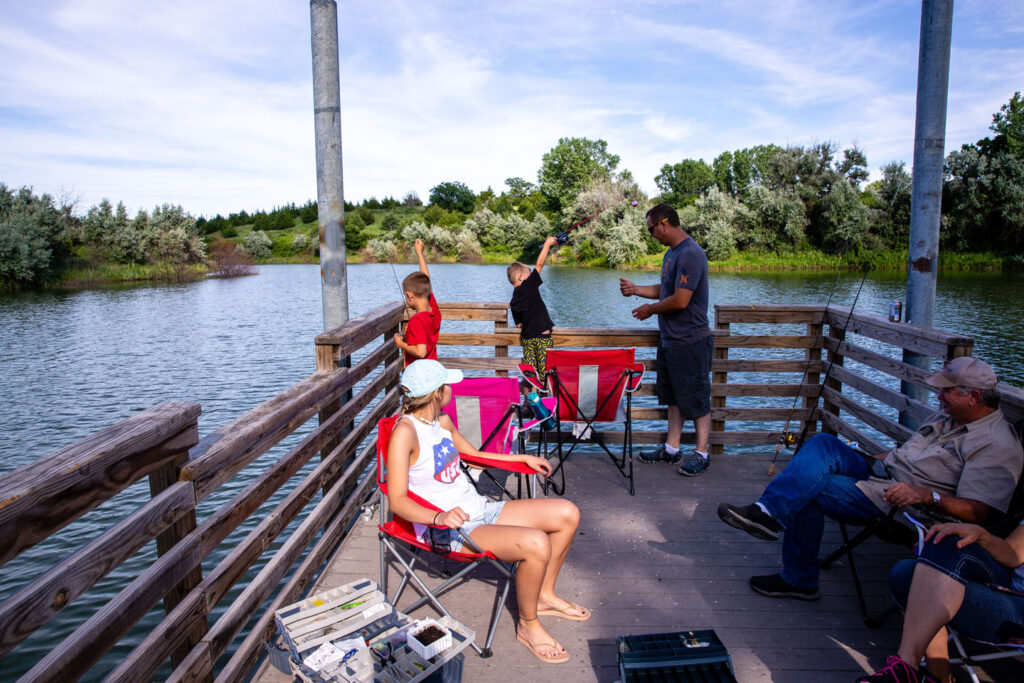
[526,391,556,430]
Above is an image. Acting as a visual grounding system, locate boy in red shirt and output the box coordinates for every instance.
[394,238,442,366]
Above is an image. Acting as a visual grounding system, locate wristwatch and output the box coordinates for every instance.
[931,490,941,505]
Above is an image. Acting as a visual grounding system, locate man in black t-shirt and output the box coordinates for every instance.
[619,204,713,477]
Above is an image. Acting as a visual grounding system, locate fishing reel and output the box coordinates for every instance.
[555,231,570,244]
[779,431,798,449]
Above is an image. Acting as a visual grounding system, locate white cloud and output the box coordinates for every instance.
[1,0,1022,216]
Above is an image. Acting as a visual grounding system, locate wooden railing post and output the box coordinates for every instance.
[316,337,344,497]
[495,312,510,378]
[822,319,845,436]
[804,318,824,439]
[946,341,973,362]
[148,448,206,673]
[710,324,728,456]
[386,321,402,388]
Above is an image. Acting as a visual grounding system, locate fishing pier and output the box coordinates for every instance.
[2,301,1022,681]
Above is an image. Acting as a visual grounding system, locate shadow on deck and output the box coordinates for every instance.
[257,447,924,683]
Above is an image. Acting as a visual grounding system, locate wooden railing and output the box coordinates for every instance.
[0,301,405,682]
[2,300,1022,681]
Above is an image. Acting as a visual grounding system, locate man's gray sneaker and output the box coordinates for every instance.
[677,451,709,477]
[749,573,819,600]
[717,503,782,541]
[638,445,682,464]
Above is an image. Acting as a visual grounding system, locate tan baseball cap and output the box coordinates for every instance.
[925,357,998,391]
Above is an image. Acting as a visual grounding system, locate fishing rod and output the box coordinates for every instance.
[555,199,640,244]
[767,256,873,476]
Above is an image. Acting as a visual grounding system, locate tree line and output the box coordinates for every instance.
[3,92,1022,287]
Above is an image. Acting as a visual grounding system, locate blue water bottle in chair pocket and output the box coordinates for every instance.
[525,391,556,430]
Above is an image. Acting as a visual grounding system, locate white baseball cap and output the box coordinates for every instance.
[400,359,463,397]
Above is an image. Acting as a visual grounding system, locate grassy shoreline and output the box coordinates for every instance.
[6,249,1015,292]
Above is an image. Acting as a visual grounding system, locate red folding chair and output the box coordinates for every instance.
[520,348,645,495]
[442,376,557,499]
[375,415,517,657]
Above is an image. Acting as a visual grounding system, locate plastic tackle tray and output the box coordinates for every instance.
[275,578,391,660]
[616,629,736,683]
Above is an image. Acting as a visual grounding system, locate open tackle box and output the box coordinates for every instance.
[274,578,474,682]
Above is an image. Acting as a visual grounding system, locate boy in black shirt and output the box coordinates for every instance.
[507,235,558,378]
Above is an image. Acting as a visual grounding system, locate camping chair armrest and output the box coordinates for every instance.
[624,364,645,393]
[517,362,547,392]
[461,452,536,475]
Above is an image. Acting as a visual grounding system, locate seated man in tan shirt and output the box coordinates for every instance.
[717,357,1023,600]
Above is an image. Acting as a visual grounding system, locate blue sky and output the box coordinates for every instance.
[2,0,1022,218]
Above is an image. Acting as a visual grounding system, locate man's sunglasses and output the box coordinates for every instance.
[647,218,668,235]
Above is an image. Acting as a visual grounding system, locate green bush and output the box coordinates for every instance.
[243,230,272,260]
[354,206,375,226]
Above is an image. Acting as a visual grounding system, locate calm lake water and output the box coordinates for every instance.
[1,264,1023,679]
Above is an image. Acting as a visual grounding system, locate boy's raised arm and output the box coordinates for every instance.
[415,238,429,277]
[535,235,558,274]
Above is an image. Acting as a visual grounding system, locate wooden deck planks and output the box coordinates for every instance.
[253,447,1008,682]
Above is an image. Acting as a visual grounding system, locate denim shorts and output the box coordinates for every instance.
[422,500,506,553]
[889,535,1024,643]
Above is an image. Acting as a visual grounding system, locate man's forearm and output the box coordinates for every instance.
[632,284,660,299]
[935,495,992,523]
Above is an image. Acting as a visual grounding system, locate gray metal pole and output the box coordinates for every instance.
[901,0,953,426]
[310,0,348,332]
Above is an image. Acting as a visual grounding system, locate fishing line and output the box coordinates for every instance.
[766,254,872,476]
[555,199,639,243]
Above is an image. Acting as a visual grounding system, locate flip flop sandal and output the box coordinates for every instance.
[516,632,570,664]
[537,602,592,621]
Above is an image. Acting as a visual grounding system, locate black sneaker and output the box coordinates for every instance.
[677,451,709,477]
[638,446,682,464]
[749,573,819,600]
[717,503,782,541]
[856,655,939,682]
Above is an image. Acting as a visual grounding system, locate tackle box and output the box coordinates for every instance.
[616,629,737,683]
[273,578,474,682]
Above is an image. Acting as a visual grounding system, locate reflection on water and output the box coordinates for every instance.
[1,264,1022,678]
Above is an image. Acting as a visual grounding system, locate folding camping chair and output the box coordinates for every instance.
[520,348,645,496]
[375,415,517,657]
[441,376,557,500]
[947,618,1024,683]
[823,421,1024,628]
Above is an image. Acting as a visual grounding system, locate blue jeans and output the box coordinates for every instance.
[758,434,884,588]
[889,536,1024,643]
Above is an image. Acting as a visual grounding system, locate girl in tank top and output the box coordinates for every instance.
[386,359,591,664]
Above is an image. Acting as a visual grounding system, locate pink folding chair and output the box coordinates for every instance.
[520,348,645,495]
[441,376,556,499]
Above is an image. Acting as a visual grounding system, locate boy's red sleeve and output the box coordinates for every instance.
[404,312,430,348]
[429,293,441,333]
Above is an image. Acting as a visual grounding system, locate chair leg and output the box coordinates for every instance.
[948,628,982,683]
[379,532,389,597]
[834,522,874,628]
[480,561,516,657]
[543,420,567,496]
[820,524,875,568]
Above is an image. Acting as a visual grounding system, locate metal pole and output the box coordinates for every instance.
[310,0,348,332]
[901,0,953,427]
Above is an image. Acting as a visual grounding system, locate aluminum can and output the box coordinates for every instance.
[888,300,902,322]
